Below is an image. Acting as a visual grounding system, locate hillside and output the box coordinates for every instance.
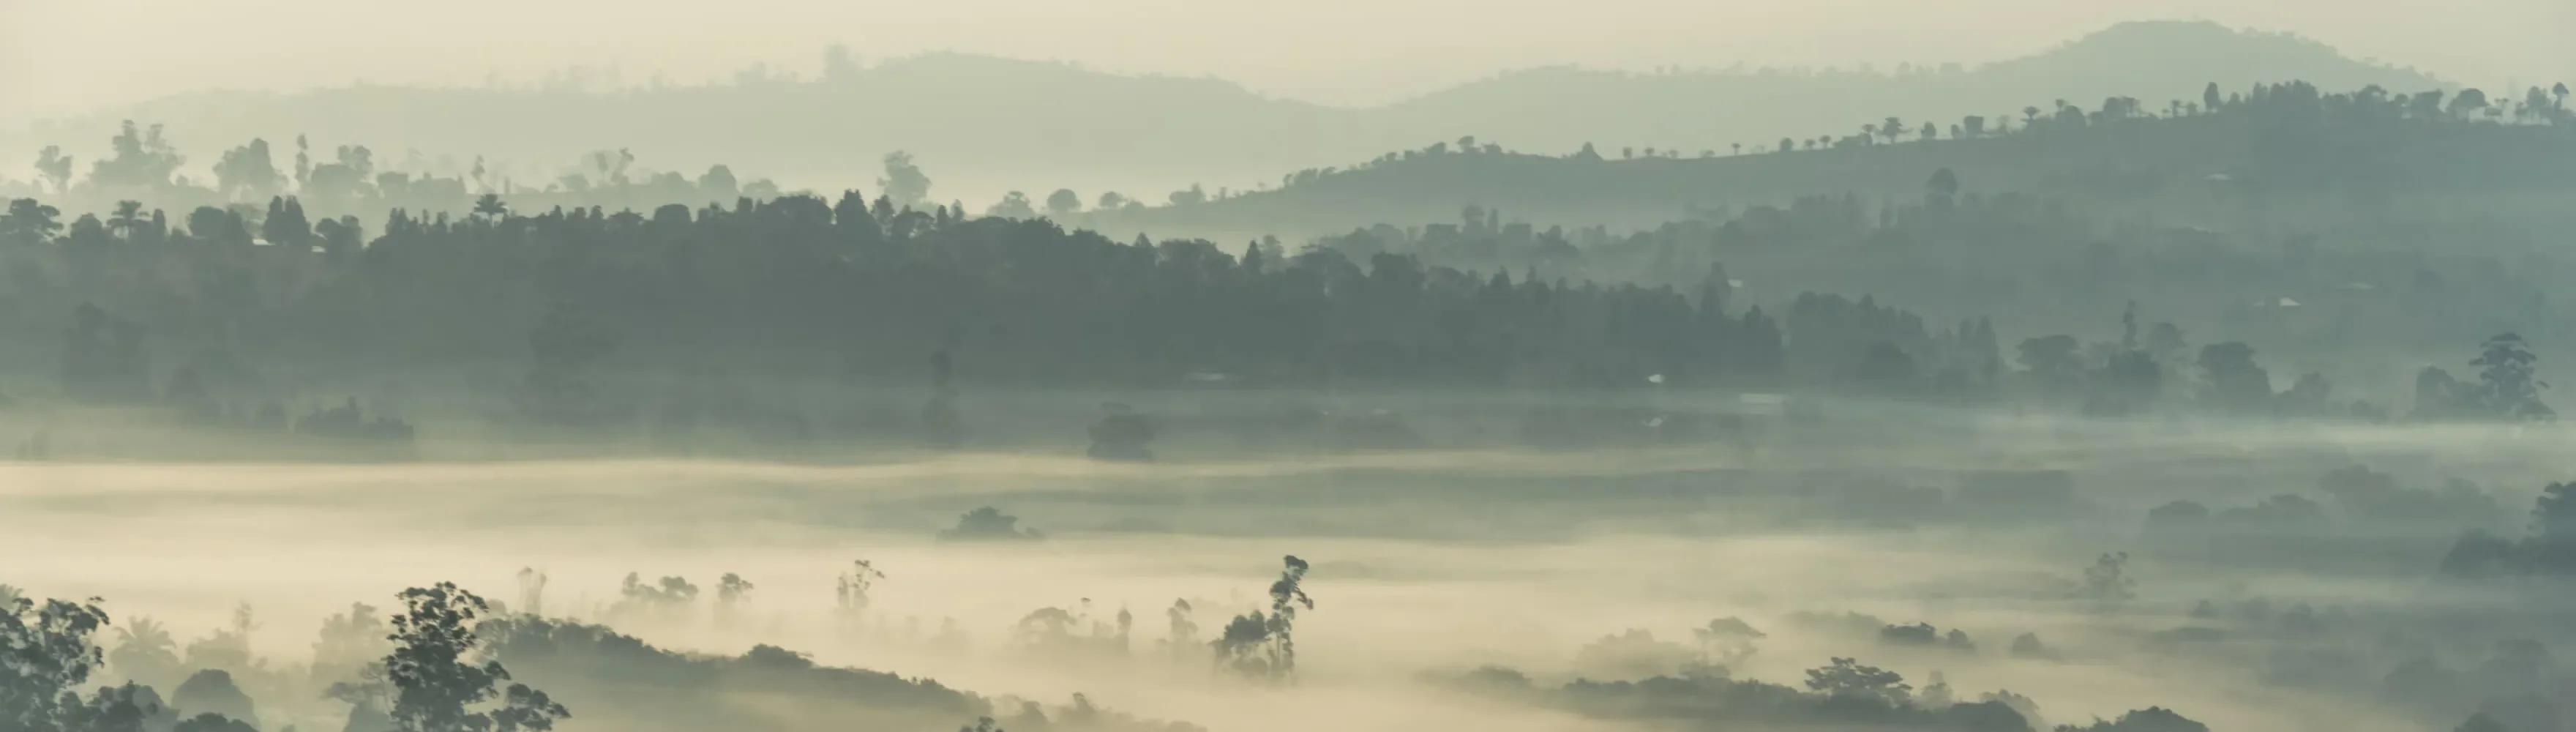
[3,21,2442,206]
[1098,81,2575,239]
[1373,21,2436,161]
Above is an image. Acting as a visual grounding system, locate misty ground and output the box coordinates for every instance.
[8,409,2569,732]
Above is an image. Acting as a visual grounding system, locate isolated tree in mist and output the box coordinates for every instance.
[1692,616,1765,668]
[714,573,755,627]
[34,146,75,195]
[2196,342,2271,412]
[1095,191,1128,211]
[611,574,699,621]
[1163,600,1199,661]
[939,507,1043,541]
[89,120,186,190]
[878,152,932,209]
[836,560,886,617]
[1213,556,1314,681]
[2471,332,2551,420]
[472,194,508,220]
[383,583,568,732]
[211,139,283,201]
[1044,189,1082,219]
[514,569,547,618]
[1803,657,1910,706]
[2078,552,2136,605]
[106,617,181,688]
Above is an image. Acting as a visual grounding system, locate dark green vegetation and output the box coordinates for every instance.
[8,15,2576,732]
[4,72,2571,459]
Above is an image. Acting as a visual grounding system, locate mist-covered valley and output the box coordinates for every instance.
[7,10,2576,732]
[12,417,2576,732]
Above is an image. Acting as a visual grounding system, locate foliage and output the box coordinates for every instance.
[383,582,569,732]
[1212,556,1314,681]
[939,507,1044,542]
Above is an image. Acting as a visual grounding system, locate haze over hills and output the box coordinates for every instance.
[4,20,2443,206]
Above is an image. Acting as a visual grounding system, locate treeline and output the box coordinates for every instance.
[0,182,2552,444]
[1267,78,2576,193]
[1115,78,2576,237]
[0,190,1797,400]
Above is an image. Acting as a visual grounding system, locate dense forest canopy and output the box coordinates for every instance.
[1,74,2566,458]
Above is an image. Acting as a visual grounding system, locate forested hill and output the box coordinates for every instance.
[1101,81,2576,239]
[7,21,2438,203]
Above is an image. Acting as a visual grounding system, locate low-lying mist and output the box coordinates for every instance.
[10,411,2576,732]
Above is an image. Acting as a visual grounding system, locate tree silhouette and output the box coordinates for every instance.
[34,146,75,195]
[2078,552,2135,605]
[0,589,163,731]
[211,139,283,201]
[2447,88,2491,119]
[383,583,569,732]
[878,152,933,209]
[1,198,64,247]
[2471,333,2552,420]
[1044,189,1082,219]
[1213,556,1315,682]
[1802,657,1909,706]
[105,201,145,240]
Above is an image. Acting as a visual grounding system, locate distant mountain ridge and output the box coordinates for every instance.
[4,20,2445,204]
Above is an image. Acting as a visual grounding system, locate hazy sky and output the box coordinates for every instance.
[4,0,2571,117]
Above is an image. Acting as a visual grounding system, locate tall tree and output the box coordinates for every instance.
[1044,189,1082,219]
[211,138,284,201]
[2471,332,2551,420]
[34,146,74,195]
[878,152,932,209]
[383,583,568,732]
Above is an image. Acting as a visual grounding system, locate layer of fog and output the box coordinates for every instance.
[8,414,2574,731]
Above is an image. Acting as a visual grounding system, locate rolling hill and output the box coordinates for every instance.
[4,20,2444,206]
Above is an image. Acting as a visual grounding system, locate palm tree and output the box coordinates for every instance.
[108,201,145,240]
[472,193,509,220]
[109,616,181,682]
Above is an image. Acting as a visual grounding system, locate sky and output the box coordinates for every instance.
[3,0,2572,117]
